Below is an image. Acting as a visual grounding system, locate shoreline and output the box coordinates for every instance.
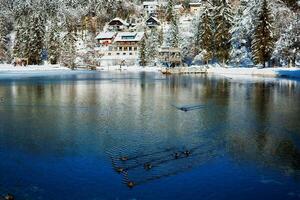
[0,64,299,79]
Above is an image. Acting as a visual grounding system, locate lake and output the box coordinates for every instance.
[0,71,300,200]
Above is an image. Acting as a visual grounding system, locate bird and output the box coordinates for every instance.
[120,156,128,161]
[127,181,135,188]
[174,152,180,159]
[116,167,124,173]
[144,163,153,170]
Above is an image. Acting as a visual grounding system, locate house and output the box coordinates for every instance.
[95,32,116,46]
[158,47,182,67]
[189,2,202,14]
[146,16,161,28]
[108,18,129,31]
[97,32,144,66]
[143,1,159,16]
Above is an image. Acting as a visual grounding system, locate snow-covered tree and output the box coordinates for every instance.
[13,20,30,60]
[47,20,61,64]
[251,0,275,68]
[146,28,160,65]
[230,1,252,66]
[61,29,77,69]
[197,6,214,64]
[0,15,9,63]
[273,15,300,67]
[27,12,46,65]
[214,0,234,64]
[139,31,147,66]
[166,0,174,22]
[167,14,179,48]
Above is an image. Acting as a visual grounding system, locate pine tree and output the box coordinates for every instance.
[84,31,97,69]
[166,0,174,22]
[0,15,8,63]
[273,15,300,67]
[139,31,147,67]
[27,12,46,65]
[146,28,160,65]
[13,20,30,60]
[230,1,252,66]
[251,0,275,68]
[61,29,77,69]
[169,14,179,48]
[48,20,61,65]
[214,0,233,64]
[198,6,214,64]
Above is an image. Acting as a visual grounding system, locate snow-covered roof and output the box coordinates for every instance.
[174,4,184,9]
[143,1,159,6]
[109,18,128,26]
[146,16,161,24]
[95,32,116,40]
[114,32,144,42]
[189,2,202,6]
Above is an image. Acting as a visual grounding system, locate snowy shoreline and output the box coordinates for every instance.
[0,64,299,79]
[206,66,300,79]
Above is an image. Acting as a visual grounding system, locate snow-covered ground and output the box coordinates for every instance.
[206,66,300,79]
[0,64,70,72]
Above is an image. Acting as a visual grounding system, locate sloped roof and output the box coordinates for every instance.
[146,16,161,24]
[108,18,128,26]
[114,32,144,42]
[95,32,116,40]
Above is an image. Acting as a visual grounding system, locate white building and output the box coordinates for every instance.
[96,32,144,66]
[143,1,159,16]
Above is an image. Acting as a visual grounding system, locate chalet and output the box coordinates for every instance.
[158,47,182,67]
[146,16,161,28]
[189,3,202,14]
[95,32,116,46]
[108,18,129,31]
[98,32,144,66]
[143,1,159,16]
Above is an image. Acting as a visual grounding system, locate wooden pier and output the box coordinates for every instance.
[161,67,207,75]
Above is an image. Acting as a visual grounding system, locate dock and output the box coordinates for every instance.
[161,67,207,74]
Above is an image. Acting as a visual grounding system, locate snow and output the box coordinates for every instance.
[0,64,70,72]
[97,65,161,72]
[1,63,299,80]
[206,66,300,79]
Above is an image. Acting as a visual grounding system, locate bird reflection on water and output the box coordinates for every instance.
[108,139,221,188]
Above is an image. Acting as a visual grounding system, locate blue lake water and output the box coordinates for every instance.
[0,71,300,200]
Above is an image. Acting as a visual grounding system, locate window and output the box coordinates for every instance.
[121,35,136,40]
[134,47,138,51]
[117,53,120,55]
[118,47,122,51]
[123,53,126,55]
[108,46,113,51]
[129,47,132,51]
[124,47,128,51]
[129,53,133,55]
[108,53,112,56]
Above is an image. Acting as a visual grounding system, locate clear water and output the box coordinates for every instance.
[0,71,300,200]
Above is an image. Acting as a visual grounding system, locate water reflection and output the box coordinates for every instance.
[0,72,300,198]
